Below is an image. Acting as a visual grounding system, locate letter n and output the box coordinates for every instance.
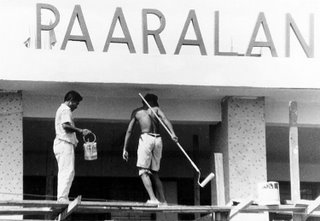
[286,13,314,58]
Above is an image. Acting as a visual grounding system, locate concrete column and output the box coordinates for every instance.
[213,96,268,221]
[0,92,23,200]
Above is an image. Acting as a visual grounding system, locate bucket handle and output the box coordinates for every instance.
[83,132,96,143]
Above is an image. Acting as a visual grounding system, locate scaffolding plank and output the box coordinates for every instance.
[0,199,65,208]
[0,199,157,208]
[81,200,158,207]
[0,204,309,215]
[122,204,306,214]
[299,195,320,221]
[0,207,53,215]
[304,195,320,215]
[56,196,82,221]
[228,198,253,220]
[0,199,317,218]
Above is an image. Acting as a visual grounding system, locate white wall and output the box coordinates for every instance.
[1,0,320,89]
[23,93,320,126]
[23,94,221,122]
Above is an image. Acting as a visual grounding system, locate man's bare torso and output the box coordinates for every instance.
[133,107,159,134]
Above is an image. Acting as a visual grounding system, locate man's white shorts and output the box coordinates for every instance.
[136,133,162,176]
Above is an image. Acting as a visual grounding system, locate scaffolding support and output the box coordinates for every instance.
[55,196,81,221]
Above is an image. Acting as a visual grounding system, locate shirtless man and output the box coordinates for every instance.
[122,93,178,204]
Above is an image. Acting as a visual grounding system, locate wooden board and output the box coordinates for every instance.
[0,199,317,218]
[56,196,82,220]
[289,101,301,203]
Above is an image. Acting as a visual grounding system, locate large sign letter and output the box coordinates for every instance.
[246,12,277,57]
[36,3,60,49]
[61,5,94,51]
[142,9,166,54]
[285,13,314,58]
[103,7,136,53]
[214,11,239,56]
[175,10,207,55]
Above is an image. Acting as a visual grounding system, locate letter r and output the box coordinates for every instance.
[36,3,60,49]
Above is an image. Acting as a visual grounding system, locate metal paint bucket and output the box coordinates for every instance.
[83,132,97,160]
[257,181,280,205]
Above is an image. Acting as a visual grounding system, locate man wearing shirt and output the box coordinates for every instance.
[54,90,91,202]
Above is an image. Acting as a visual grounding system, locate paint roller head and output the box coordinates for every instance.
[199,173,215,188]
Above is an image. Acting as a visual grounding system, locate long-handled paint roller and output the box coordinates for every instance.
[139,93,215,187]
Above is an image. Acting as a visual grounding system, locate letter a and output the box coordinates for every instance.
[61,5,94,51]
[246,12,277,57]
[174,10,207,55]
[103,7,136,53]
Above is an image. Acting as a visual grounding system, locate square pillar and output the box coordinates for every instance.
[0,92,23,200]
[212,96,268,221]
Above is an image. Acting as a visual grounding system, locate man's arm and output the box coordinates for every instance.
[156,108,178,142]
[122,114,136,161]
[62,122,91,136]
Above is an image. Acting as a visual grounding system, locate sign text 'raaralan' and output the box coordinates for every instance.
[36,3,315,58]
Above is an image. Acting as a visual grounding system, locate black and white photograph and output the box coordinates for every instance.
[0,0,319,220]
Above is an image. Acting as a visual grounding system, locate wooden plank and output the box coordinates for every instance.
[125,204,306,214]
[228,198,253,220]
[0,199,318,216]
[214,153,225,206]
[1,202,307,213]
[0,199,158,208]
[300,195,320,220]
[0,199,61,207]
[56,195,81,221]
[193,135,201,220]
[0,205,303,215]
[305,195,320,215]
[81,199,159,207]
[0,204,311,216]
[289,101,301,204]
[0,207,53,215]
